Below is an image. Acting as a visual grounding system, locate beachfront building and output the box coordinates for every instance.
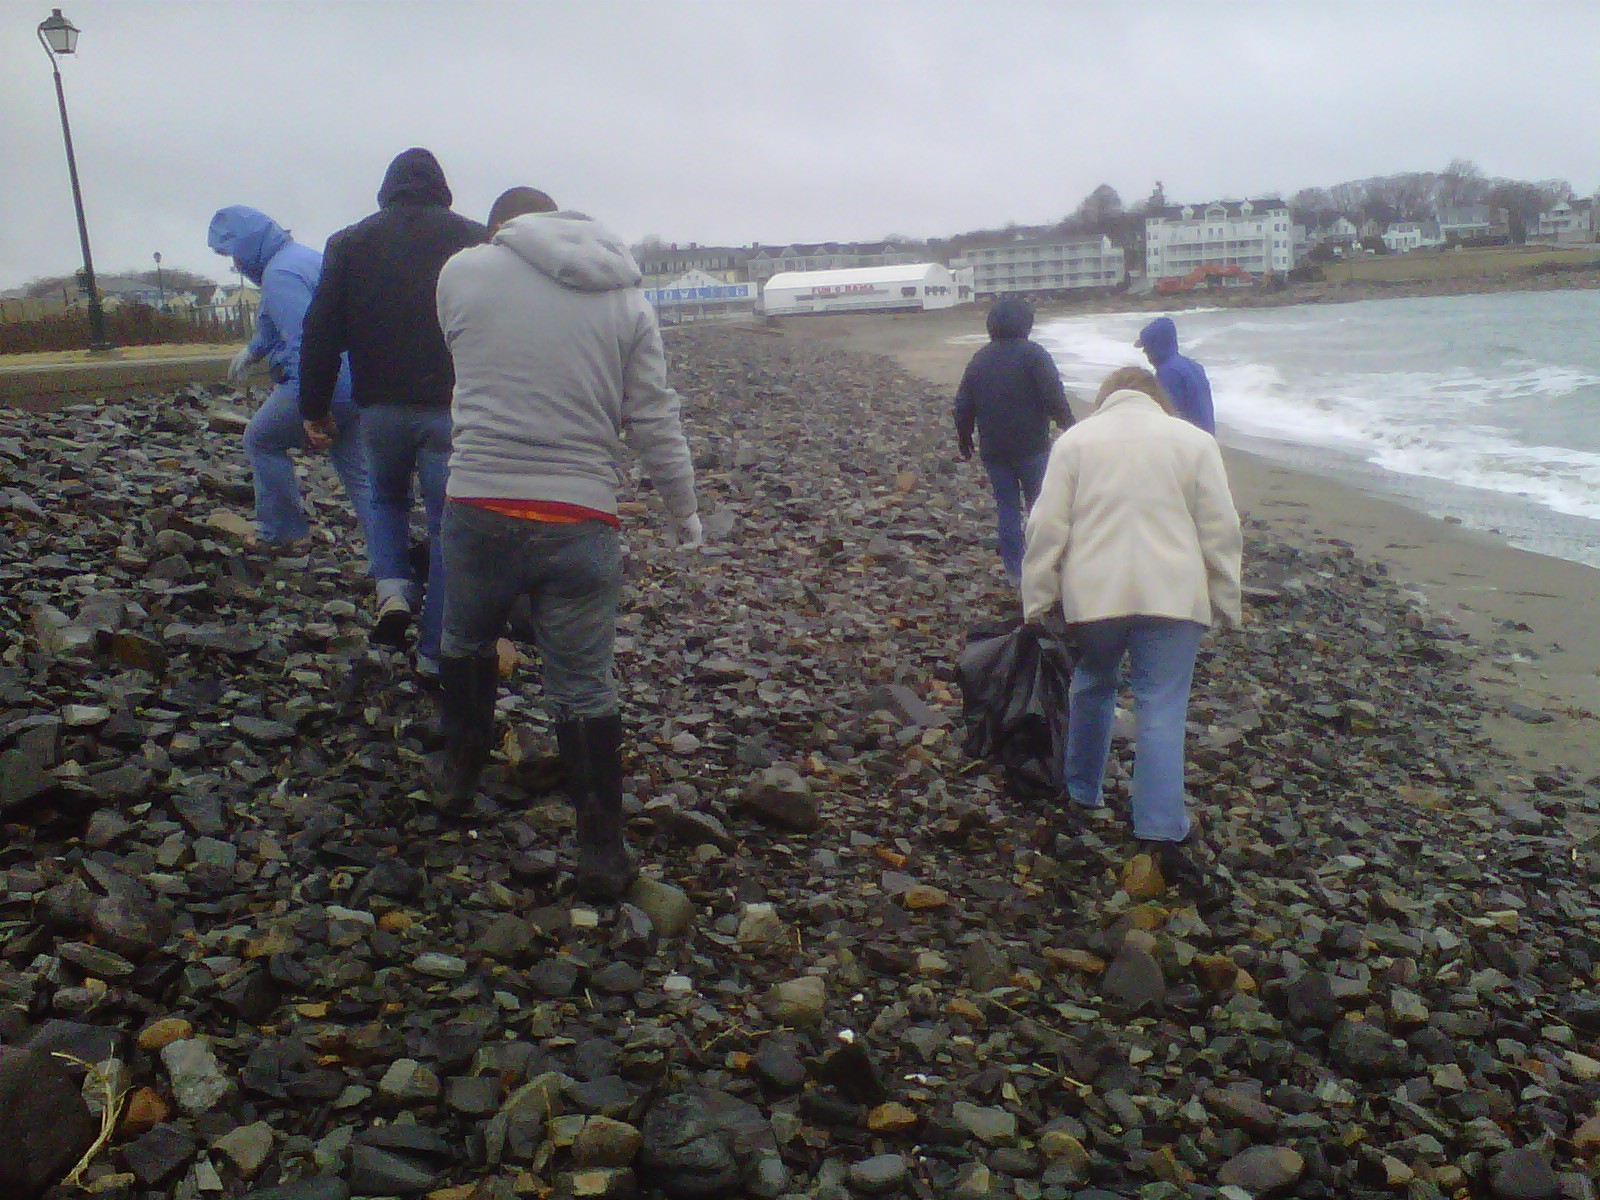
[761,263,963,317]
[1144,198,1294,282]
[643,269,758,323]
[1382,221,1443,253]
[745,242,920,286]
[962,236,1126,298]
[1535,198,1596,244]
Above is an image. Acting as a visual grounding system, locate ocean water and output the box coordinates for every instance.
[1032,291,1600,569]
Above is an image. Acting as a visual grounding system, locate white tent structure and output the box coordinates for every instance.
[761,263,965,317]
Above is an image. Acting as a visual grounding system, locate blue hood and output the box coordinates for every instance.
[207,206,291,285]
[987,297,1035,339]
[1136,316,1179,364]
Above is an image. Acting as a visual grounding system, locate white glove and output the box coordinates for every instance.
[228,347,257,381]
[670,513,704,550]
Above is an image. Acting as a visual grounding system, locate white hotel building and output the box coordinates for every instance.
[1144,198,1295,282]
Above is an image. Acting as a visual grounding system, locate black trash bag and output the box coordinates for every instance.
[957,621,1074,801]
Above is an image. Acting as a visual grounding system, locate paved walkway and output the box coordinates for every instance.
[0,350,235,409]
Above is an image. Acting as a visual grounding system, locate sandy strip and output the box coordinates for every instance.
[778,307,1600,784]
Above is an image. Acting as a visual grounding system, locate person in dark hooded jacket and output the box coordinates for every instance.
[1136,317,1215,434]
[300,148,487,675]
[207,206,375,560]
[954,298,1073,584]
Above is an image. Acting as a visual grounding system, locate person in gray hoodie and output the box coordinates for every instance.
[432,187,701,899]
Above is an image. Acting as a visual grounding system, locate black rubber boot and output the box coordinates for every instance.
[428,652,500,808]
[1142,838,1230,915]
[556,714,638,901]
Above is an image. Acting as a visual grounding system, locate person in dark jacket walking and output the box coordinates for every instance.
[955,298,1073,584]
[300,148,487,675]
[1136,317,1215,434]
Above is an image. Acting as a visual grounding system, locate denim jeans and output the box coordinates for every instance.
[1063,616,1205,842]
[243,382,374,566]
[983,452,1051,583]
[440,501,622,720]
[360,404,452,660]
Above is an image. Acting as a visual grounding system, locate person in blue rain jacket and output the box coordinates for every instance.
[207,205,375,564]
[1135,316,1215,434]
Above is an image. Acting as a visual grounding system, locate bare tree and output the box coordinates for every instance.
[1436,158,1487,208]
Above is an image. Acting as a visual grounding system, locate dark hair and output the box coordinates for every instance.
[1095,365,1175,415]
[488,187,558,233]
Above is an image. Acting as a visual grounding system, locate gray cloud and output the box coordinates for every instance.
[6,0,1599,288]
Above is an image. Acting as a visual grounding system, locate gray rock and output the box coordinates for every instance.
[1489,1148,1560,1200]
[951,1101,1016,1144]
[1283,970,1339,1027]
[1216,1146,1306,1196]
[741,765,822,832]
[412,951,469,979]
[212,1121,275,1178]
[160,1037,231,1113]
[1100,940,1165,1011]
[1328,1019,1406,1080]
[0,1045,99,1197]
[767,976,826,1027]
[572,1116,644,1168]
[241,1178,351,1200]
[849,1153,909,1194]
[557,1167,638,1199]
[640,1089,778,1198]
[348,1143,440,1195]
[627,878,696,938]
[123,1123,199,1186]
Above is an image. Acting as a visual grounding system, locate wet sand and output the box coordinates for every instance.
[780,306,1600,785]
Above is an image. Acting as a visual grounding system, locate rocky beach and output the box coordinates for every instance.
[3,325,1600,1200]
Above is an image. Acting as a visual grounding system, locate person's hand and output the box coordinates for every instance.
[670,513,704,550]
[303,416,336,451]
[228,347,257,381]
[958,434,975,461]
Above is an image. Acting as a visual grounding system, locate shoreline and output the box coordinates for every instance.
[782,306,1600,784]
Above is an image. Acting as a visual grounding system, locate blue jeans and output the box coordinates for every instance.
[983,452,1050,583]
[1064,616,1205,842]
[440,502,622,720]
[361,404,452,660]
[243,382,373,566]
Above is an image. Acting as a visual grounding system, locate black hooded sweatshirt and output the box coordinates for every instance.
[953,298,1072,461]
[300,149,488,418]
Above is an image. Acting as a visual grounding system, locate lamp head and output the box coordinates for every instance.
[40,9,79,55]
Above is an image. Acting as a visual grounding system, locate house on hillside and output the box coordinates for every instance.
[1534,198,1596,244]
[1437,205,1510,243]
[635,244,750,287]
[1382,221,1442,253]
[1144,198,1294,281]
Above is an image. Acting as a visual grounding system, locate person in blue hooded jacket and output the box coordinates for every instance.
[207,206,375,560]
[954,297,1073,584]
[1135,317,1215,434]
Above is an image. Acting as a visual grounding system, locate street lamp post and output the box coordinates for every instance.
[38,8,111,351]
[153,251,165,310]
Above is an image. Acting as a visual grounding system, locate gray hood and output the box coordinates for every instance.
[493,210,642,293]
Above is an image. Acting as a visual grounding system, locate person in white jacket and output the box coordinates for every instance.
[1021,365,1242,898]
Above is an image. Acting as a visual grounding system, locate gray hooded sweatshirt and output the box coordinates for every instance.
[436,211,697,518]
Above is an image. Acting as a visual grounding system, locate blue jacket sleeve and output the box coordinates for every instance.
[245,309,273,364]
[258,261,313,391]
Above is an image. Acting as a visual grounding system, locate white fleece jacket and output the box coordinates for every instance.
[436,211,697,518]
[1020,389,1243,627]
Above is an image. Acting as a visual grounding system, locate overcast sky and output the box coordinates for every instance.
[6,0,1600,289]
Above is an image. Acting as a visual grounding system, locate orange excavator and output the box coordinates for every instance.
[1155,263,1255,295]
